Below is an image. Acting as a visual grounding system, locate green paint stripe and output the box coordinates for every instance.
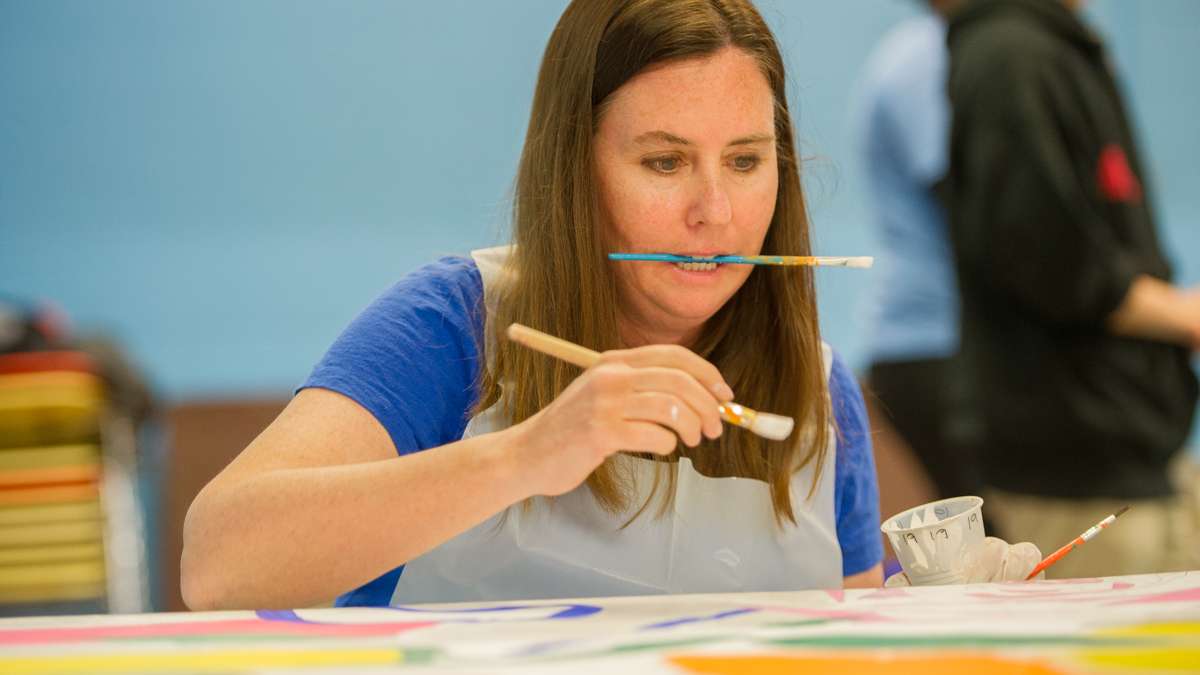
[533,636,722,662]
[610,637,717,654]
[99,634,442,663]
[762,619,835,628]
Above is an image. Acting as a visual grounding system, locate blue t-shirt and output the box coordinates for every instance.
[855,13,960,363]
[302,257,882,606]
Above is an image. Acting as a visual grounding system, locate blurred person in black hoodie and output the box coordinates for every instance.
[941,0,1200,577]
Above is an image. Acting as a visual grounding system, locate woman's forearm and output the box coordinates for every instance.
[181,429,529,610]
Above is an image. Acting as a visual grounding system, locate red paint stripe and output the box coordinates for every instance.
[0,478,97,492]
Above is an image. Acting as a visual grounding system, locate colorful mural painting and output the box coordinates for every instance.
[1,571,1197,673]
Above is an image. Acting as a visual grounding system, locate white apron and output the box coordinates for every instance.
[391,247,842,604]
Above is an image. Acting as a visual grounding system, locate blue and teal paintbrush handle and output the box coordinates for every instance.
[608,253,873,268]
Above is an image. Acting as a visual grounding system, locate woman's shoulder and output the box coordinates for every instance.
[823,344,867,432]
[383,255,484,309]
[310,254,487,386]
[302,256,488,452]
[820,342,855,389]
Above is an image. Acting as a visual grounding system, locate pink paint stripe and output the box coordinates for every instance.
[756,605,890,622]
[858,587,911,600]
[965,591,1126,602]
[1110,586,1200,605]
[0,618,435,646]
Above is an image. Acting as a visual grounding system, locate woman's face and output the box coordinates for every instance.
[594,46,778,344]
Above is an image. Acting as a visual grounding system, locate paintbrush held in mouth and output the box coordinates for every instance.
[608,253,874,268]
[505,323,795,441]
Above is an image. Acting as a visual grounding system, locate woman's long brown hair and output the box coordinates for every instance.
[478,0,830,525]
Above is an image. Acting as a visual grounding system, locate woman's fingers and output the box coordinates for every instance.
[601,345,734,402]
[617,420,681,456]
[1004,542,1044,581]
[622,392,703,447]
[628,367,724,439]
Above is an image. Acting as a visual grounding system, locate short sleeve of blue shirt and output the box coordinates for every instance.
[830,352,884,576]
[301,256,485,458]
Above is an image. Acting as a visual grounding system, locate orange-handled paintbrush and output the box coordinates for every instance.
[505,323,794,441]
[1025,506,1130,580]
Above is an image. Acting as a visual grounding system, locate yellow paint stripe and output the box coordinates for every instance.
[669,654,1068,675]
[0,520,104,547]
[0,445,99,471]
[0,559,105,586]
[1097,621,1200,637]
[0,465,101,488]
[0,500,101,526]
[1,648,403,675]
[0,542,103,565]
[0,581,106,603]
[0,372,105,390]
[1082,647,1200,671]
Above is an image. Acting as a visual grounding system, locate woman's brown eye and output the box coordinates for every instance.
[733,155,760,171]
[646,157,680,173]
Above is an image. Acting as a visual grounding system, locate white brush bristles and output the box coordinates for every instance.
[843,257,874,268]
[749,411,795,441]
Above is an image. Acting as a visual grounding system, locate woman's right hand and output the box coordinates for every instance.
[505,344,736,497]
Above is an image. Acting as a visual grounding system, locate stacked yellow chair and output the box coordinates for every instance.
[0,352,109,609]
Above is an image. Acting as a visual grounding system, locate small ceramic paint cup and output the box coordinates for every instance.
[881,496,986,585]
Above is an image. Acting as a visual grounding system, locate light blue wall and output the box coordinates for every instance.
[2,1,1197,445]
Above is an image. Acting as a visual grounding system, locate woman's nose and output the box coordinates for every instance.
[685,171,732,229]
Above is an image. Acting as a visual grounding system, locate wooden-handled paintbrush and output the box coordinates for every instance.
[505,323,794,441]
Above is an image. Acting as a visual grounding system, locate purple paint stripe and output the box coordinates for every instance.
[515,638,578,657]
[640,607,758,630]
[385,603,602,620]
[255,609,303,622]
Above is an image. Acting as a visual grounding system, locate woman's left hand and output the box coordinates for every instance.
[884,537,1043,587]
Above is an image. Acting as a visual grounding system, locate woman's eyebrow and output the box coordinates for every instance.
[631,130,775,147]
[633,130,691,146]
[727,133,774,146]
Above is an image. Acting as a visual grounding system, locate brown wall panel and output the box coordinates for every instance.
[160,399,286,611]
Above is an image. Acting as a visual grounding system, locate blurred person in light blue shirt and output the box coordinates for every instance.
[854,4,984,519]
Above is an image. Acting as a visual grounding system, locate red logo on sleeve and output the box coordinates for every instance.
[1097,144,1142,203]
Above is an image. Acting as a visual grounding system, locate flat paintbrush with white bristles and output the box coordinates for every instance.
[505,323,795,441]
